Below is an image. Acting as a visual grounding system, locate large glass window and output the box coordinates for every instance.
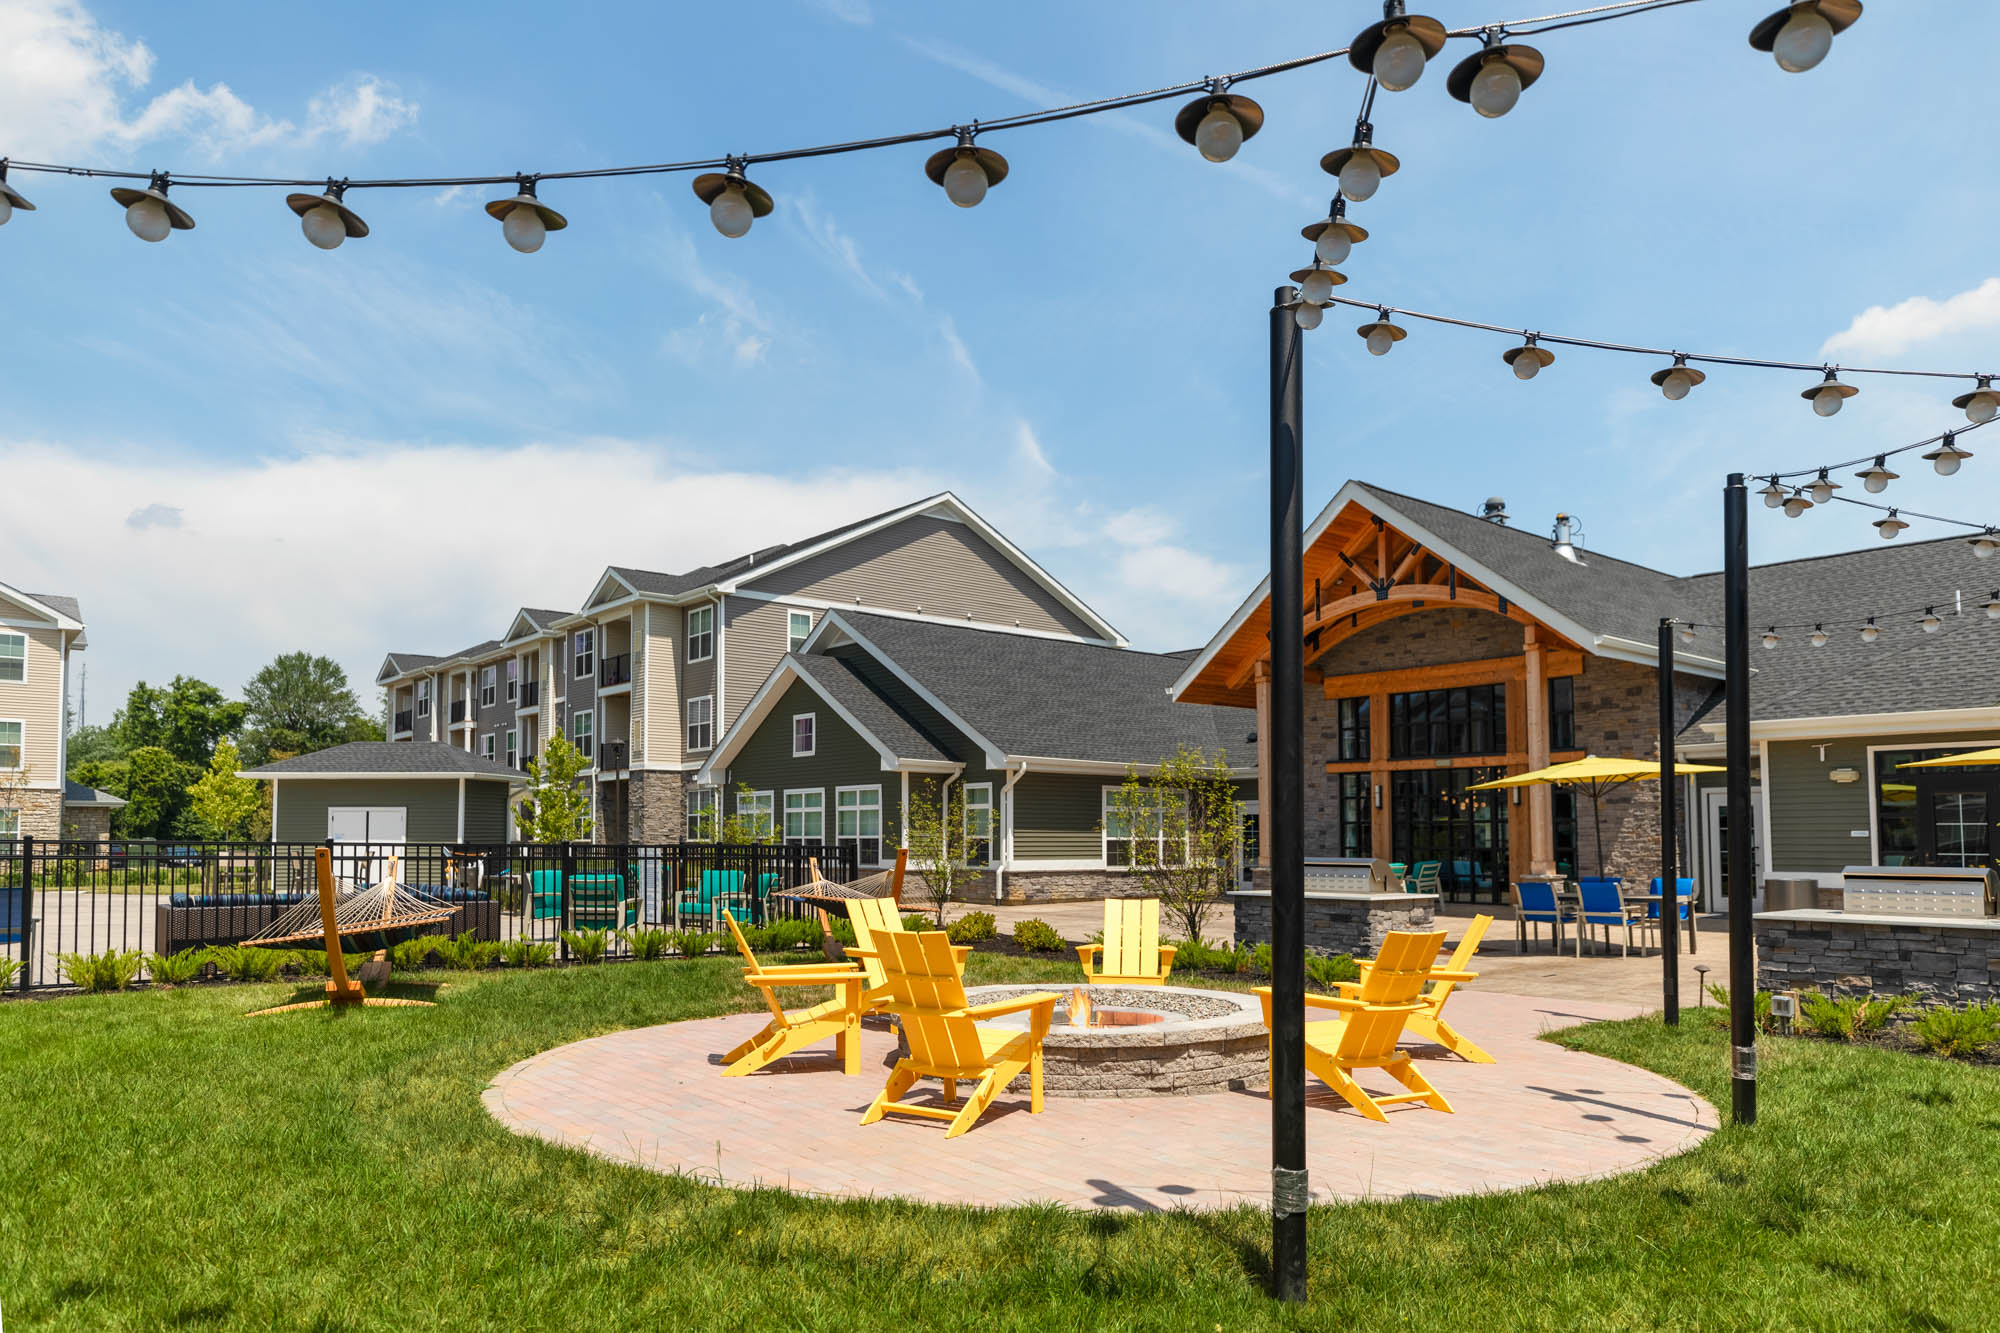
[1388,684,1507,759]
[687,787,719,841]
[414,678,430,717]
[1337,773,1372,856]
[1875,748,1995,868]
[964,783,994,866]
[784,790,824,844]
[1390,767,1509,899]
[572,709,594,760]
[687,606,714,663]
[686,696,714,752]
[736,790,774,840]
[1875,750,1922,864]
[1335,696,1370,762]
[0,720,21,770]
[1932,791,1989,868]
[480,666,496,708]
[836,787,882,864]
[1549,677,1576,751]
[0,808,17,842]
[0,634,22,684]
[573,629,595,679]
[788,610,814,652]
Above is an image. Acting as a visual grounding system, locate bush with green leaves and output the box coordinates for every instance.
[1165,937,1251,974]
[765,919,819,951]
[946,911,997,944]
[900,913,930,933]
[1705,984,1779,1034]
[391,937,440,970]
[1911,1003,2000,1058]
[0,957,21,991]
[561,928,610,964]
[1305,952,1360,991]
[435,931,503,971]
[147,948,208,985]
[662,929,715,959]
[1800,991,1912,1042]
[288,948,372,979]
[1012,918,1064,953]
[500,938,556,969]
[827,917,858,948]
[620,927,674,961]
[59,949,147,993]
[200,946,287,983]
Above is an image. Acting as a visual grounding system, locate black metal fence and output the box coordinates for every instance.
[0,837,856,991]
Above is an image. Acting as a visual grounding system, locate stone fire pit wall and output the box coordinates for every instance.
[1755,908,2000,1003]
[1229,888,1438,957]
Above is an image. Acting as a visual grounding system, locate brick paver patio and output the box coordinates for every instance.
[484,989,1716,1211]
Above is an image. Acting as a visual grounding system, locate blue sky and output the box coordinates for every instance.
[3,0,1995,713]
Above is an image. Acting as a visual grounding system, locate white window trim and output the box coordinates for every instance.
[572,708,595,759]
[505,728,518,769]
[835,784,885,866]
[574,628,596,680]
[1101,783,1187,870]
[787,610,814,653]
[1860,738,2000,872]
[738,788,775,841]
[505,658,519,703]
[964,782,994,867]
[0,632,25,685]
[686,694,715,753]
[414,678,431,716]
[783,787,826,843]
[0,718,23,772]
[480,666,497,708]
[687,605,715,664]
[481,733,496,761]
[0,807,18,842]
[688,785,720,841]
[792,711,817,758]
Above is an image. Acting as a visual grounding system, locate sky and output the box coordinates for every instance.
[2,0,1996,718]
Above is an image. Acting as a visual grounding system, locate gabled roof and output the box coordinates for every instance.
[506,608,569,641]
[63,779,126,809]
[242,741,528,782]
[377,652,443,684]
[697,652,961,782]
[0,583,86,647]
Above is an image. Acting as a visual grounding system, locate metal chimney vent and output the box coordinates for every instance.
[1479,496,1509,524]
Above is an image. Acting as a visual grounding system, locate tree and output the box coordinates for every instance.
[514,736,593,843]
[113,676,244,767]
[239,652,383,765]
[186,739,263,841]
[65,724,126,768]
[75,746,203,840]
[717,783,778,845]
[1105,745,1242,945]
[904,779,971,927]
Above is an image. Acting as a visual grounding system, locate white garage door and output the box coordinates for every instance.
[327,806,408,885]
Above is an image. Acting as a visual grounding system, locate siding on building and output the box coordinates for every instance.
[679,601,718,754]
[719,678,901,854]
[1765,730,2000,872]
[722,597,796,732]
[274,779,465,843]
[741,514,1100,638]
[0,620,64,788]
[1013,773,1109,861]
[643,602,684,767]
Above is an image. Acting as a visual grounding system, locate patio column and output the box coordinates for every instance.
[1253,659,1271,867]
[1523,626,1555,874]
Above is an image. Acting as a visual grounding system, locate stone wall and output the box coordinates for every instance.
[973,868,1163,905]
[7,789,64,841]
[623,771,687,843]
[1757,915,2000,1003]
[1232,889,1437,957]
[1569,660,1716,882]
[63,805,112,842]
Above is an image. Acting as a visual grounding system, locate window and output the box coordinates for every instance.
[573,628,595,679]
[837,786,882,865]
[1549,677,1576,751]
[736,789,775,840]
[791,712,816,757]
[687,606,714,663]
[0,720,20,771]
[1102,787,1183,869]
[1390,768,1509,898]
[0,809,16,842]
[0,633,22,684]
[788,610,814,652]
[1335,696,1370,762]
[784,790,824,844]
[481,733,496,761]
[480,666,497,708]
[572,709,594,760]
[1388,683,1507,759]
[505,729,517,770]
[687,787,720,841]
[686,695,715,751]
[1337,773,1372,856]
[506,659,519,703]
[964,783,994,867]
[414,678,431,717]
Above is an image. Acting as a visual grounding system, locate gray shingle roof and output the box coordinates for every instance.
[243,742,527,781]
[786,654,952,763]
[834,612,1253,765]
[63,779,126,808]
[27,593,82,622]
[607,502,920,601]
[382,652,444,675]
[519,608,569,630]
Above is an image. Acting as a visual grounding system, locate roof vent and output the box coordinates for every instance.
[1479,496,1509,524]
[1552,513,1585,564]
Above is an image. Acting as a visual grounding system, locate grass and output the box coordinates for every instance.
[2,958,1998,1331]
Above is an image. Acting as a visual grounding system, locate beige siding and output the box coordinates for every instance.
[643,603,685,766]
[722,597,794,732]
[681,601,718,747]
[0,623,64,788]
[740,514,1101,638]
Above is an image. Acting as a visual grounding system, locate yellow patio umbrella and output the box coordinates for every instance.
[1898,748,2000,768]
[1468,755,1725,878]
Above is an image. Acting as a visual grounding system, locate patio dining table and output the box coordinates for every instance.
[1519,880,1697,955]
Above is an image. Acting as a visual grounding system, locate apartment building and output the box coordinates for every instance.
[376,494,1124,843]
[0,583,120,842]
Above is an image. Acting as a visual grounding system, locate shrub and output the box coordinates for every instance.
[1012,918,1064,953]
[828,917,858,947]
[1305,952,1360,991]
[947,911,998,944]
[147,948,208,985]
[766,919,819,951]
[621,927,674,962]
[562,928,610,964]
[435,931,503,971]
[500,938,556,969]
[0,957,21,991]
[1165,937,1252,974]
[1912,1003,2000,1059]
[1252,942,1273,979]
[391,937,440,970]
[666,929,719,959]
[1706,984,1779,1034]
[900,913,930,933]
[59,950,144,992]
[287,948,371,979]
[1800,992,1912,1042]
[200,946,287,983]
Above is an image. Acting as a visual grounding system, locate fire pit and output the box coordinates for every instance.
[942,984,1268,1099]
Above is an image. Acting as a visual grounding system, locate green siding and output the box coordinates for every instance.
[462,782,512,842]
[1766,732,1996,872]
[723,678,902,843]
[1014,773,1112,860]
[273,779,465,843]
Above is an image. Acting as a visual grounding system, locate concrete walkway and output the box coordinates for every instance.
[485,988,1716,1211]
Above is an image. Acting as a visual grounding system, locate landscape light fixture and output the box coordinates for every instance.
[1175,85,1264,163]
[925,127,1009,207]
[1855,455,1897,493]
[1807,469,1840,504]
[485,177,567,253]
[1758,478,1787,508]
[1920,608,1943,634]
[1953,375,2000,424]
[1290,260,1345,307]
[1651,354,1705,401]
[1356,309,1407,356]
[110,173,194,242]
[1972,531,2000,559]
[1761,628,1781,650]
[1320,124,1399,202]
[1503,336,1554,381]
[0,160,36,224]
[1749,1,1863,74]
[691,160,773,238]
[1447,32,1545,118]
[1860,617,1880,642]
[1873,510,1907,539]
[1922,432,1972,476]
[285,180,368,250]
[1301,197,1367,267]
[1782,489,1813,518]
[1804,367,1858,417]
[1810,624,1828,647]
[1350,2,1448,92]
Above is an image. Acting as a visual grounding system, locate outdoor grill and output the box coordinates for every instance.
[1840,865,1998,918]
[1302,857,1400,894]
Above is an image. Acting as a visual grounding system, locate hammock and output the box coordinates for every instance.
[241,856,459,948]
[778,866,901,904]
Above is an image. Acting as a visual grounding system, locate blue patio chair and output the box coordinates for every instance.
[1647,876,1696,953]
[682,869,748,929]
[1513,881,1573,954]
[1576,878,1645,957]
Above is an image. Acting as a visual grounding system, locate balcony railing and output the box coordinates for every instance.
[393,710,413,734]
[450,700,467,724]
[599,653,631,687]
[520,681,541,708]
[598,739,629,770]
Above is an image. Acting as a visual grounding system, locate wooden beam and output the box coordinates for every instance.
[1302,584,1502,638]
[1320,650,1582,699]
[1325,748,1587,775]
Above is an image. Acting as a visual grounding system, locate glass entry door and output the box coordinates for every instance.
[1390,767,1508,901]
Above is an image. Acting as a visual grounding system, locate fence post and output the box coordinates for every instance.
[17,834,33,990]
[559,841,576,959]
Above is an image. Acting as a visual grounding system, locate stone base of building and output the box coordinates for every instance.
[1756,910,2000,1004]
[10,789,64,841]
[63,806,113,842]
[965,868,1185,905]
[1230,881,1438,958]
[620,771,688,844]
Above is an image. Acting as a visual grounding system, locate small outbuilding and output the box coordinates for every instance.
[242,741,527,846]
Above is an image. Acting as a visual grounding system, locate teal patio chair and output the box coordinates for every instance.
[682,869,749,929]
[1407,862,1443,895]
[569,870,637,932]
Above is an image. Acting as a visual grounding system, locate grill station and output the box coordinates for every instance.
[1302,857,1401,895]
[1840,865,1999,919]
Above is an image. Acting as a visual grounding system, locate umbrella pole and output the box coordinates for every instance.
[1590,782,1607,879]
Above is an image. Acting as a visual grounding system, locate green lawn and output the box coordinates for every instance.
[3,956,1997,1331]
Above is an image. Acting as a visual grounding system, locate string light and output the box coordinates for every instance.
[1804,367,1858,417]
[1953,376,2000,425]
[1504,335,1555,381]
[691,160,771,238]
[1986,593,2000,620]
[285,180,367,250]
[1678,622,1696,644]
[1749,2,1863,74]
[1782,488,1813,518]
[486,177,566,253]
[1874,510,1908,539]
[1972,532,2000,559]
[1761,628,1780,649]
[1302,197,1367,267]
[1759,479,1787,509]
[1291,260,1345,308]
[925,127,1010,207]
[1922,432,1972,477]
[1856,456,1897,493]
[1357,309,1408,356]
[1448,31,1546,117]
[1810,624,1828,647]
[0,160,35,224]
[1918,607,1942,633]
[111,173,193,242]
[1861,618,1880,642]
[1652,354,1705,401]
[1321,121,1399,203]
[1294,301,1325,331]
[1807,469,1840,504]
[1175,85,1264,163]
[1351,3,1448,92]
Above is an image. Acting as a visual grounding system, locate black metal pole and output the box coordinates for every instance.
[1722,474,1756,1124]
[1268,284,1308,1303]
[1657,617,1680,1026]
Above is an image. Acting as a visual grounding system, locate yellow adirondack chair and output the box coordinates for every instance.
[845,897,968,1012]
[719,909,867,1077]
[1255,928,1455,1123]
[1076,897,1177,985]
[860,930,1061,1138]
[1337,913,1494,1063]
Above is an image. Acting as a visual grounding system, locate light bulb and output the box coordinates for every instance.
[1876,514,1906,539]
[1921,612,1942,633]
[302,203,346,250]
[1761,482,1786,509]
[1783,494,1811,517]
[1935,453,1964,477]
[1761,630,1780,650]
[1812,384,1845,416]
[1974,536,2000,559]
[1985,598,2000,620]
[1810,628,1828,647]
[1513,353,1541,382]
[1661,368,1693,401]
[710,185,754,238]
[1470,59,1523,117]
[1809,476,1836,504]
[1338,154,1382,202]
[1861,621,1880,642]
[503,205,546,253]
[1678,624,1696,644]
[1294,302,1324,331]
[1365,327,1395,356]
[1314,228,1351,266]
[1195,106,1244,163]
[1967,391,1999,424]
[942,155,989,207]
[126,197,171,243]
[1373,29,1429,91]
[1773,7,1835,72]
[1859,460,1894,493]
[0,194,12,227]
[1300,269,1334,305]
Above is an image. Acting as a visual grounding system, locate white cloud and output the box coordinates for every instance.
[1014,421,1055,478]
[1822,277,2000,360]
[303,75,419,148]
